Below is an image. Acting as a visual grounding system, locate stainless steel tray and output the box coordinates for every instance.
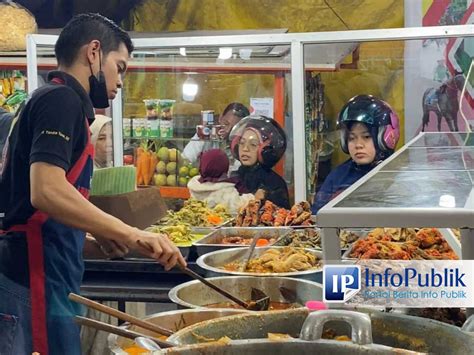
[193,227,292,257]
[168,276,322,310]
[187,219,233,234]
[196,246,323,280]
[224,215,317,229]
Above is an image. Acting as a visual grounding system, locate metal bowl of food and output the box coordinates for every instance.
[108,308,247,354]
[196,246,323,281]
[168,276,323,310]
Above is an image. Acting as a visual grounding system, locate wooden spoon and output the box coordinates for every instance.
[69,293,173,336]
[74,316,174,348]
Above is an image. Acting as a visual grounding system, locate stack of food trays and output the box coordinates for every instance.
[193,200,319,255]
[192,201,324,282]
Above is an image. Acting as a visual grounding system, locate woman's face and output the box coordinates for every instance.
[347,122,376,165]
[238,129,260,166]
[95,122,113,167]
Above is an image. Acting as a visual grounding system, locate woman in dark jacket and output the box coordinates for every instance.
[311,95,400,214]
[230,115,290,209]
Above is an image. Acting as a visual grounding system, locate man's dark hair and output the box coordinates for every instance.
[222,102,250,119]
[55,13,134,67]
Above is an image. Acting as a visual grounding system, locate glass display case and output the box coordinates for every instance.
[113,38,358,200]
[318,131,474,262]
[23,24,474,203]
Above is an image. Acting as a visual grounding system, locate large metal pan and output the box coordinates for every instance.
[168,276,322,310]
[158,339,420,354]
[196,246,322,281]
[168,308,474,354]
[108,309,246,354]
[163,310,421,354]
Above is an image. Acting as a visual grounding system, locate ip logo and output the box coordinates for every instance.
[323,265,361,302]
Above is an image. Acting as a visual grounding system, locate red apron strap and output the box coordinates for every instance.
[9,212,49,355]
[66,120,94,185]
[50,77,65,85]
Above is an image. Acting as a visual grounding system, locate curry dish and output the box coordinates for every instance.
[222,247,321,273]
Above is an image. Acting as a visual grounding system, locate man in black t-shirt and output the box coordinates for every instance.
[0,13,185,355]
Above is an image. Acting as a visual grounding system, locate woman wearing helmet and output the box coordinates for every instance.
[311,95,400,214]
[229,115,290,209]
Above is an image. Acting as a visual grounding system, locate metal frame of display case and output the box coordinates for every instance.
[318,132,474,316]
[25,25,474,203]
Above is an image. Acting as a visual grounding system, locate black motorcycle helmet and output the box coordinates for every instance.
[339,95,400,159]
[229,115,287,168]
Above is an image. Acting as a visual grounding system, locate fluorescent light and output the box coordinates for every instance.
[218,47,233,60]
[182,76,198,101]
[239,48,252,60]
[439,194,456,208]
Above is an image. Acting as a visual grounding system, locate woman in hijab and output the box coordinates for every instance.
[229,116,290,209]
[187,149,259,213]
[83,115,147,355]
[89,114,113,169]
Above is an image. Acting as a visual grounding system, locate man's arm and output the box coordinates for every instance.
[30,162,186,269]
[182,134,205,163]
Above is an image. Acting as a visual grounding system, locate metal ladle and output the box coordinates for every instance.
[136,239,270,311]
[179,265,270,311]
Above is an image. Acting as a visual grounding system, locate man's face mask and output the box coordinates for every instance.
[89,50,109,108]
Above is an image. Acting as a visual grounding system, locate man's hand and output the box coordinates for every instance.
[95,236,129,259]
[128,229,187,270]
[83,234,129,259]
[254,189,266,200]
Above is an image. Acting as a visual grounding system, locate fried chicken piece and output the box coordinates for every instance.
[298,201,311,212]
[274,208,288,226]
[259,249,281,263]
[260,200,276,226]
[242,214,253,227]
[291,211,311,226]
[284,204,302,226]
[245,200,261,226]
[266,260,289,273]
[235,206,246,227]
[283,253,312,271]
[416,228,443,248]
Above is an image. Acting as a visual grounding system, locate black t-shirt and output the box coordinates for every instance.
[0,71,95,228]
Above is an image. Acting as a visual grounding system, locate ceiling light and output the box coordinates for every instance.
[218,47,233,60]
[182,76,198,102]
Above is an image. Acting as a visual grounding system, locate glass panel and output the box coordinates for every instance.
[411,132,474,147]
[381,147,474,171]
[334,170,474,209]
[304,35,474,207]
[121,44,294,199]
